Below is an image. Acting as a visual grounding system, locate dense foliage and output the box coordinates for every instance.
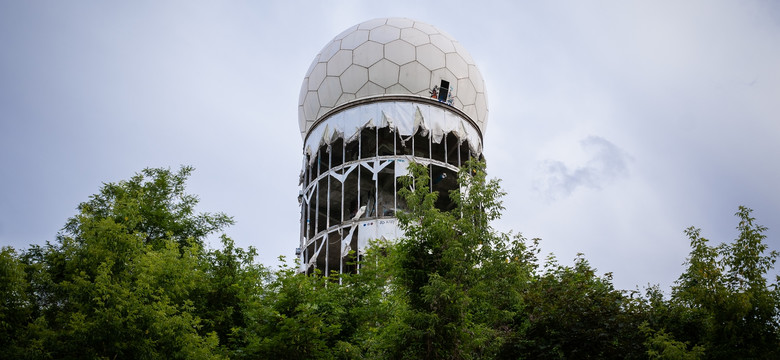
[1,165,778,359]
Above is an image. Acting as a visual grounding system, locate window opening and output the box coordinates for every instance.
[331,138,344,168]
[307,187,316,239]
[437,80,450,102]
[315,237,326,273]
[359,169,375,217]
[378,127,395,156]
[305,241,316,274]
[327,150,332,229]
[326,231,341,277]
[377,166,395,217]
[412,129,428,158]
[343,170,358,221]
[432,166,458,211]
[360,127,377,159]
[431,133,446,163]
[318,145,328,175]
[459,139,470,168]
[446,133,460,167]
[396,130,412,155]
[345,137,359,163]
[316,177,328,234]
[328,169,342,229]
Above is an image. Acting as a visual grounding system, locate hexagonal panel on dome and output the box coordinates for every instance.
[475,94,488,126]
[446,53,469,79]
[327,50,353,76]
[332,25,358,41]
[456,78,477,106]
[386,83,410,94]
[399,61,431,93]
[462,104,478,122]
[340,65,368,94]
[298,106,306,130]
[358,18,387,30]
[413,21,438,35]
[369,25,401,44]
[298,79,308,104]
[452,97,463,109]
[319,40,342,63]
[416,43,446,71]
[369,59,400,88]
[356,81,384,98]
[453,41,475,64]
[298,17,488,139]
[337,93,356,107]
[307,62,326,91]
[318,77,342,108]
[341,30,369,50]
[468,64,484,93]
[353,41,384,67]
[303,92,320,120]
[385,40,415,66]
[430,34,455,53]
[386,18,413,28]
[400,27,429,46]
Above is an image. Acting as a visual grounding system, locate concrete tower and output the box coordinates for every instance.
[298,18,488,274]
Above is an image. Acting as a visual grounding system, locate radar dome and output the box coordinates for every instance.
[298,18,488,139]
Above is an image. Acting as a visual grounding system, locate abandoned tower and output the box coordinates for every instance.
[297,18,488,274]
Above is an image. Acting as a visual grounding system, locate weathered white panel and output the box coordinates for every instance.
[368,59,400,88]
[416,43,446,71]
[369,25,401,44]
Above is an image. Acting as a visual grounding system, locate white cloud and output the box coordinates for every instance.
[536,136,631,199]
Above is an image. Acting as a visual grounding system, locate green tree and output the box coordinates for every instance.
[197,236,268,356]
[7,163,780,359]
[0,246,36,358]
[65,166,232,250]
[515,254,646,359]
[640,322,705,360]
[380,160,535,359]
[240,254,389,359]
[667,206,780,359]
[17,166,234,359]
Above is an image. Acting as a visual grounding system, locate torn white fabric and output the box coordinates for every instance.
[341,224,357,257]
[301,235,327,272]
[356,220,376,250]
[395,157,409,177]
[376,218,400,241]
[356,218,403,250]
[304,101,482,164]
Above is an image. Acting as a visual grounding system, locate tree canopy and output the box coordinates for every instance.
[1,164,778,359]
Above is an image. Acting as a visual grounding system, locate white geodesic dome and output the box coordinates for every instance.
[298,18,488,139]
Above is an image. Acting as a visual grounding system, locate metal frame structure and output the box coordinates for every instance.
[298,98,480,275]
[295,18,489,275]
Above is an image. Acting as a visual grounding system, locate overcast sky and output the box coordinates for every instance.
[1,1,778,292]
